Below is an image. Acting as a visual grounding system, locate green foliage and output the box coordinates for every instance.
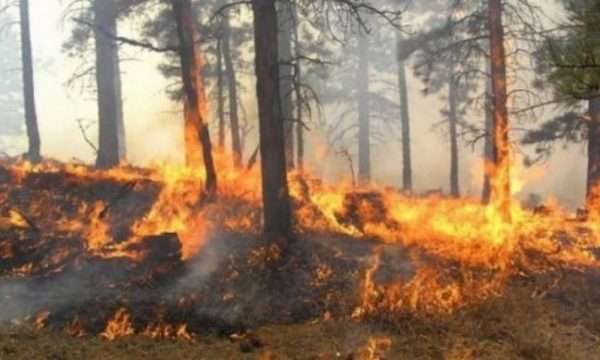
[544,0,600,100]
[522,111,585,158]
[524,0,600,153]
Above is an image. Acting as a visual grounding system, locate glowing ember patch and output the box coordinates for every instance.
[33,310,50,330]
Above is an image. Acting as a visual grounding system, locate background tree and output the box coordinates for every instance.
[357,29,371,183]
[220,10,244,166]
[278,0,295,169]
[311,11,402,186]
[135,0,252,167]
[408,5,484,198]
[523,0,600,207]
[92,0,126,168]
[397,31,412,191]
[19,0,40,162]
[399,0,546,205]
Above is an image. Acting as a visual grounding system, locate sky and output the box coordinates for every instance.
[0,2,589,208]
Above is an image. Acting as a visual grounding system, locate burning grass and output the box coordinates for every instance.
[1,155,600,357]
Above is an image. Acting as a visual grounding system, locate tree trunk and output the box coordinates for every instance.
[19,0,40,163]
[448,64,460,198]
[482,73,493,204]
[488,0,511,218]
[396,33,411,191]
[587,97,600,206]
[222,17,242,166]
[182,100,202,167]
[296,106,304,172]
[172,0,217,194]
[216,38,226,149]
[357,32,371,184]
[93,0,126,169]
[277,0,295,169]
[114,42,125,161]
[252,0,292,240]
[292,3,303,172]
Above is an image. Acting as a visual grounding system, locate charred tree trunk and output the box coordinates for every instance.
[488,0,511,217]
[448,65,460,198]
[19,0,40,163]
[222,17,242,166]
[587,97,600,206]
[278,0,295,169]
[252,0,292,240]
[216,38,226,149]
[94,0,126,169]
[357,32,371,184]
[397,33,412,191]
[172,0,217,195]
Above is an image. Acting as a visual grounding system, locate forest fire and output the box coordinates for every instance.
[2,153,600,344]
[4,0,600,357]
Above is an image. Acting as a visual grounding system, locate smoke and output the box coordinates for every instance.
[1,2,588,207]
[0,267,109,323]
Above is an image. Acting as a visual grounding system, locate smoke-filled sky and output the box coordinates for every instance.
[0,2,587,208]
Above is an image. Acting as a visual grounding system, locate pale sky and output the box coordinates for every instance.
[0,2,588,208]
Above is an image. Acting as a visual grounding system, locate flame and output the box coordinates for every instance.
[142,322,192,340]
[359,336,392,360]
[4,146,600,322]
[8,210,29,228]
[100,308,135,341]
[33,310,50,330]
[66,316,86,338]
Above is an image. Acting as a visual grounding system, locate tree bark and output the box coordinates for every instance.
[216,38,226,149]
[448,64,460,198]
[94,0,126,169]
[19,0,40,163]
[397,33,411,191]
[292,2,303,172]
[222,17,242,166]
[278,0,295,169]
[488,0,511,218]
[357,32,371,184]
[294,60,303,172]
[587,97,600,206]
[482,73,493,204]
[252,0,292,239]
[172,0,217,195]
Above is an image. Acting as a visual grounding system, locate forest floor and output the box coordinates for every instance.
[1,278,600,360]
[2,251,600,359]
[1,161,600,359]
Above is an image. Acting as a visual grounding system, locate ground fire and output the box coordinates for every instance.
[2,151,600,357]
